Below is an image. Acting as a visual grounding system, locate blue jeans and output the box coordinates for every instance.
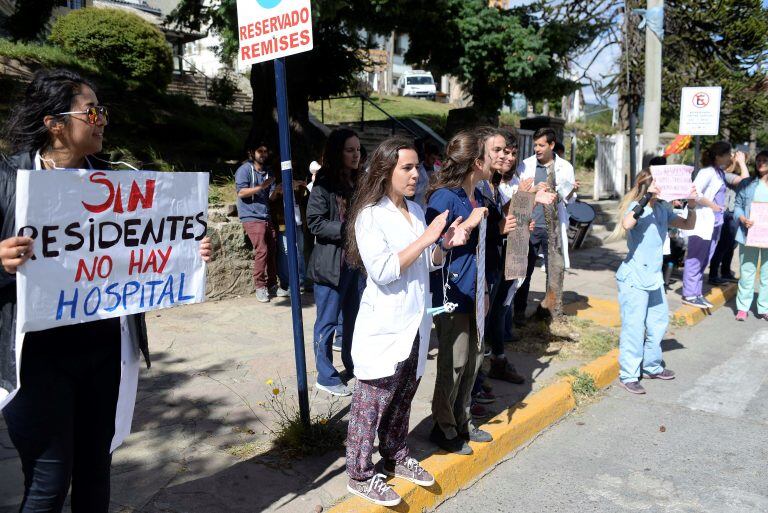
[486,276,514,357]
[312,266,363,386]
[617,280,667,383]
[277,224,306,289]
[3,320,121,512]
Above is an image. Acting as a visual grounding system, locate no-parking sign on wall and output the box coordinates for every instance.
[679,87,722,136]
[236,0,313,68]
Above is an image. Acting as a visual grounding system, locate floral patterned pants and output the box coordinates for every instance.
[346,335,421,480]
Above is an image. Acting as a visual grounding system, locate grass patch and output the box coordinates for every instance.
[669,314,687,328]
[578,329,617,358]
[309,94,452,135]
[209,176,237,205]
[0,39,99,74]
[514,314,618,360]
[558,367,598,404]
[499,112,521,127]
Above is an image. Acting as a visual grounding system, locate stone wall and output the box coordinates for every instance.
[205,204,254,300]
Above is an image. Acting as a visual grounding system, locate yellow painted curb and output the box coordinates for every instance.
[672,283,737,326]
[563,296,621,327]
[328,350,620,513]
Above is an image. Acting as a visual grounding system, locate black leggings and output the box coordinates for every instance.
[2,318,121,513]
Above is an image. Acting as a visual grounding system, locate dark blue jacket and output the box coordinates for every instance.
[426,186,495,313]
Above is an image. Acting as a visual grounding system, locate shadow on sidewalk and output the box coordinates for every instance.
[567,244,625,272]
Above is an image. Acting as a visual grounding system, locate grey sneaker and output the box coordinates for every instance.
[643,368,675,380]
[315,382,352,397]
[620,381,646,394]
[383,457,435,487]
[347,474,401,507]
[255,288,270,303]
[682,296,708,309]
[276,287,290,297]
[460,427,493,443]
[700,295,714,308]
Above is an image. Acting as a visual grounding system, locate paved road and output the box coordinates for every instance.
[436,304,768,513]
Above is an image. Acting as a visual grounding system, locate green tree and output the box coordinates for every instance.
[661,0,768,144]
[561,0,768,143]
[168,0,369,148]
[399,0,603,116]
[50,8,173,90]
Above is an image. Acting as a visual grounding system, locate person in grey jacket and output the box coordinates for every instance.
[0,69,211,512]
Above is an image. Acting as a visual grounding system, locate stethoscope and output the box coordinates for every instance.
[35,150,139,171]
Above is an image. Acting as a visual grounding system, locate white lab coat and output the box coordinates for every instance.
[685,166,724,240]
[351,197,441,380]
[518,154,575,268]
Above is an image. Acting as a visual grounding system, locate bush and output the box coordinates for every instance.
[208,74,239,108]
[49,8,172,90]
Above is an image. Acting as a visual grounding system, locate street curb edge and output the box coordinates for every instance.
[327,348,621,513]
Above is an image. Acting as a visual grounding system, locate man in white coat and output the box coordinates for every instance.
[512,127,577,324]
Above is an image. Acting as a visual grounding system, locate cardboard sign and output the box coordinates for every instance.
[476,217,487,344]
[237,0,313,68]
[505,191,536,280]
[650,165,694,202]
[15,169,209,332]
[679,87,722,136]
[746,202,768,249]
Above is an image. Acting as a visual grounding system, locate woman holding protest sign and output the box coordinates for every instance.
[306,128,362,397]
[681,141,733,309]
[614,170,697,394]
[425,128,520,455]
[342,136,469,506]
[0,68,212,512]
[733,150,768,321]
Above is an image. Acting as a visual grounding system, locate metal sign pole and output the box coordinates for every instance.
[694,135,701,174]
[274,56,310,425]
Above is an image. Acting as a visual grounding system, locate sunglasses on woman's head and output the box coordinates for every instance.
[57,106,109,125]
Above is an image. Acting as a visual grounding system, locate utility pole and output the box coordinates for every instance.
[641,0,663,161]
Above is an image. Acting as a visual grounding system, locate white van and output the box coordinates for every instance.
[396,70,436,100]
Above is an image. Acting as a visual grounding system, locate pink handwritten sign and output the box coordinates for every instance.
[650,165,694,202]
[746,202,768,248]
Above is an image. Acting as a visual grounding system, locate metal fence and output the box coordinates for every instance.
[517,129,534,161]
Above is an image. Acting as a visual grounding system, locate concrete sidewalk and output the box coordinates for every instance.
[0,238,735,513]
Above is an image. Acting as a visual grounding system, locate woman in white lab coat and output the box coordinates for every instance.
[341,136,468,507]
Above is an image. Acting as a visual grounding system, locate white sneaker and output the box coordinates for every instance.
[315,382,352,397]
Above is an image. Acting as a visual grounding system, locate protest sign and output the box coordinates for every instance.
[746,202,768,249]
[476,217,487,344]
[505,191,536,280]
[15,169,209,332]
[650,165,694,202]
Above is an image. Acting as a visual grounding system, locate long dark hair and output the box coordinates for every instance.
[608,169,654,241]
[344,136,417,269]
[426,129,485,201]
[701,140,732,168]
[317,127,359,194]
[756,150,768,177]
[5,68,95,154]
